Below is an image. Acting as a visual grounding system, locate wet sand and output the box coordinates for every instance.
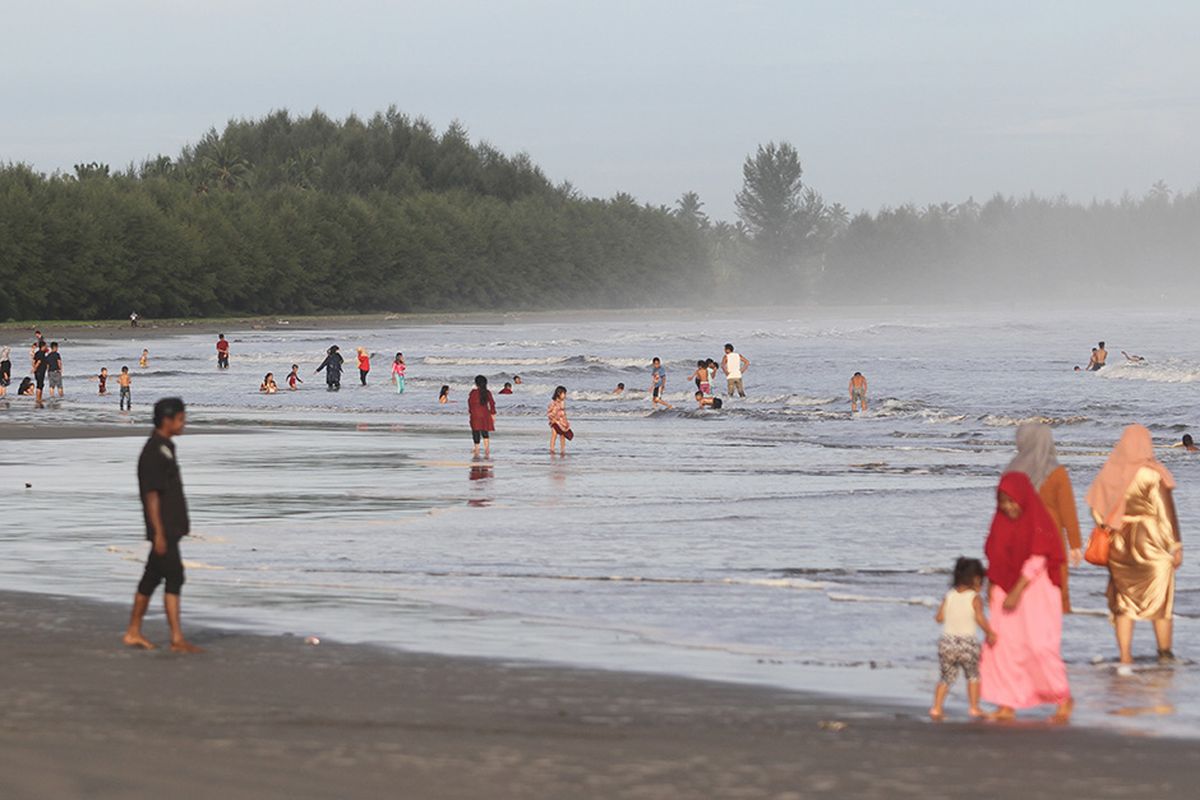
[1,590,1196,800]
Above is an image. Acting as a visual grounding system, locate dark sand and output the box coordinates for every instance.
[1,591,1196,799]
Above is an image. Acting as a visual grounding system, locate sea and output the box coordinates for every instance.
[2,306,1198,734]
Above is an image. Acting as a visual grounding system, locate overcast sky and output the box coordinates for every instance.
[3,1,1198,218]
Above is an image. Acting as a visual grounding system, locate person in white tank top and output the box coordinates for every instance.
[930,557,997,720]
[721,343,749,398]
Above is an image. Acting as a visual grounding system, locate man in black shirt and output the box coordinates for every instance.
[44,341,63,398]
[32,342,48,404]
[123,397,203,653]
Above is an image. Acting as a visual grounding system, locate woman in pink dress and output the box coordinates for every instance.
[980,472,1073,721]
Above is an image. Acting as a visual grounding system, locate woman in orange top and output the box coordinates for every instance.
[356,348,371,386]
[1005,423,1082,612]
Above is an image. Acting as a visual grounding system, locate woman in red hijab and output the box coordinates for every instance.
[980,472,1072,721]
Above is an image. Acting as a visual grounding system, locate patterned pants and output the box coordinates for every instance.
[938,634,981,686]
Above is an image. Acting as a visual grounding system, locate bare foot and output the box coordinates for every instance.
[1050,698,1074,724]
[987,707,1016,722]
[928,708,944,721]
[122,632,156,650]
[967,707,985,719]
[170,639,205,654]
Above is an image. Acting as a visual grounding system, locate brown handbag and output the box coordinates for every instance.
[1084,525,1111,566]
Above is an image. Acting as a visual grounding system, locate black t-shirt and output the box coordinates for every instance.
[44,352,61,371]
[137,433,190,542]
[33,350,48,376]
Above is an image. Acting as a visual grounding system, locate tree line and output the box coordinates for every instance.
[0,108,706,321]
[2,107,1197,321]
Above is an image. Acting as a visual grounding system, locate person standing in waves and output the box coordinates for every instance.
[468,374,496,458]
[1005,423,1083,612]
[1086,424,1183,670]
[979,472,1072,722]
[122,398,203,653]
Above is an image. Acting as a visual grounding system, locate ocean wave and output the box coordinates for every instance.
[1098,359,1200,384]
[828,593,937,607]
[979,413,1091,427]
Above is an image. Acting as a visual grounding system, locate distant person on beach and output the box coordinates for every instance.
[122,397,202,654]
[930,557,996,721]
[95,367,109,395]
[0,346,10,398]
[849,372,868,413]
[722,344,749,398]
[650,357,673,410]
[499,382,513,395]
[32,341,48,404]
[357,348,370,386]
[117,366,132,410]
[129,312,139,328]
[287,364,303,390]
[691,360,711,395]
[391,353,406,394]
[468,375,496,457]
[613,383,625,395]
[139,349,149,369]
[315,346,344,391]
[513,375,523,385]
[1006,424,1082,612]
[695,391,722,410]
[980,472,1071,722]
[44,342,64,398]
[216,334,230,369]
[438,385,451,404]
[548,385,573,454]
[1087,425,1182,670]
[1122,351,1146,364]
[18,376,34,396]
[260,373,278,394]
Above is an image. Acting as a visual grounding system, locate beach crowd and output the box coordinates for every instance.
[1,325,1188,726]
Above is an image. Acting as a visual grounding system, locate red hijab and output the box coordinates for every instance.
[985,472,1065,593]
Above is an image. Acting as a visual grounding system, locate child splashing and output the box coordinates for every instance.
[930,557,996,720]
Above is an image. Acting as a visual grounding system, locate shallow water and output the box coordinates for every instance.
[2,307,1199,734]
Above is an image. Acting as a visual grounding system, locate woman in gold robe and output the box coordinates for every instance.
[1087,425,1183,666]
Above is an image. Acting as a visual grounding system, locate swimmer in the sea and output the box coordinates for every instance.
[1087,341,1107,371]
[695,391,722,410]
[613,383,625,395]
[1176,434,1199,452]
[1122,351,1146,364]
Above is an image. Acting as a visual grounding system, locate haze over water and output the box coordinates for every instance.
[2,306,1198,733]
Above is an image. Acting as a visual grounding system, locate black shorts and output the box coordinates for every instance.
[137,539,186,596]
[35,371,46,390]
[653,387,662,399]
[471,429,490,444]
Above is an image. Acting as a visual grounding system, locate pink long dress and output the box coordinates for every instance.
[980,555,1070,708]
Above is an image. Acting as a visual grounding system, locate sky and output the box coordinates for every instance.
[3,0,1198,219]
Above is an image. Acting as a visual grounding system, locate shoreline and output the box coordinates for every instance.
[2,589,1199,799]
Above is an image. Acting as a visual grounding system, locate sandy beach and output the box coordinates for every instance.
[1,589,1197,800]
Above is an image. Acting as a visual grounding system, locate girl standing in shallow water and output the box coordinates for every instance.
[391,353,406,394]
[548,385,572,454]
[930,557,997,720]
[980,472,1072,722]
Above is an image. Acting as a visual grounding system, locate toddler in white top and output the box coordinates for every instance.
[931,557,997,720]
